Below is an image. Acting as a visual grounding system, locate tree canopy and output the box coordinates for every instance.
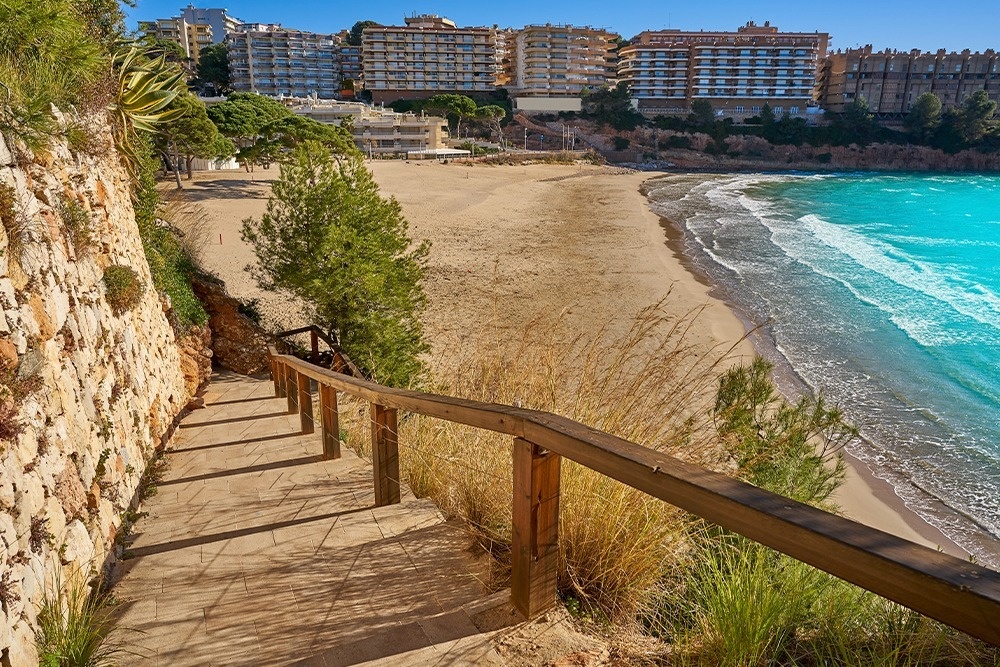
[196,43,230,93]
[475,104,506,140]
[241,142,429,386]
[207,92,292,146]
[423,94,478,137]
[904,92,943,143]
[581,82,645,131]
[347,20,378,46]
[156,93,235,186]
[951,90,998,145]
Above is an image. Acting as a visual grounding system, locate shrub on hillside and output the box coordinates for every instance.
[102,265,144,314]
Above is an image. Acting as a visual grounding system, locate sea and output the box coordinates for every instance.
[645,172,1000,569]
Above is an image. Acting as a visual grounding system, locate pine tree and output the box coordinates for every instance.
[241,142,430,387]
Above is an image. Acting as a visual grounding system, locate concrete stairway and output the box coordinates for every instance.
[112,371,508,666]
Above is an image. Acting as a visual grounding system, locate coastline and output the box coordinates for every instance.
[181,161,969,560]
[648,173,971,559]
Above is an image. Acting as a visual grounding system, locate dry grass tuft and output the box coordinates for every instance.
[341,294,741,624]
[158,195,213,268]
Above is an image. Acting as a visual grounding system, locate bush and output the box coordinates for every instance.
[35,571,130,667]
[660,135,693,150]
[56,195,95,252]
[0,0,107,150]
[612,136,631,151]
[132,137,207,328]
[102,265,144,314]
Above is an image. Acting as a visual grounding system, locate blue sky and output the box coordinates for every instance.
[126,1,1000,53]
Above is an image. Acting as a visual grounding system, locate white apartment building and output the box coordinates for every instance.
[290,100,455,157]
[138,6,241,65]
[362,15,508,103]
[618,21,830,119]
[228,27,344,99]
[508,24,617,112]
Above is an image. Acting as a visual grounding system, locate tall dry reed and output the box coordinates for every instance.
[341,294,740,623]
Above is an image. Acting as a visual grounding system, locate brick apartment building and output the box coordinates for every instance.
[618,21,829,120]
[820,46,1000,115]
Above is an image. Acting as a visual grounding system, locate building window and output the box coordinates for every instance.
[751,105,761,113]
[735,105,745,113]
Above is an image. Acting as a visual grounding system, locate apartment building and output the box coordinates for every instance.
[138,6,241,65]
[507,24,618,112]
[290,100,454,156]
[228,26,344,99]
[618,21,829,120]
[340,44,363,84]
[820,46,1000,115]
[362,15,507,104]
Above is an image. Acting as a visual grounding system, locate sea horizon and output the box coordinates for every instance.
[646,170,1000,568]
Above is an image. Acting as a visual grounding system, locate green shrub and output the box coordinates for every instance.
[0,0,107,150]
[102,265,144,314]
[57,195,95,252]
[612,136,631,150]
[35,572,130,667]
[131,137,207,329]
[0,182,37,267]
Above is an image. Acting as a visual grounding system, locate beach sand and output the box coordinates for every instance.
[178,160,961,556]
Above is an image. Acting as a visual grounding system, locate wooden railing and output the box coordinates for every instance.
[267,346,1000,645]
[275,325,362,376]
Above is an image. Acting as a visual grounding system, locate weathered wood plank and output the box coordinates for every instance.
[320,384,340,460]
[297,371,313,434]
[285,365,297,414]
[371,403,400,506]
[511,438,561,619]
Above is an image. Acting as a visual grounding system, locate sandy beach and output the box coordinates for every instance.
[177,160,962,556]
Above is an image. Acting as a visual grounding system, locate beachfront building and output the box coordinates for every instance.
[506,24,618,112]
[340,43,363,89]
[289,100,457,158]
[820,46,1000,116]
[138,6,241,65]
[227,26,344,99]
[618,21,830,121]
[361,15,508,104]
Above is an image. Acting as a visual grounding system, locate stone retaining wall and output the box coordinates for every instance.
[0,121,199,665]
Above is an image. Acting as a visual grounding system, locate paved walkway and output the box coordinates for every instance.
[113,371,508,666]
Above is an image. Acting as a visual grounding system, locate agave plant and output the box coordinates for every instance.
[110,44,187,167]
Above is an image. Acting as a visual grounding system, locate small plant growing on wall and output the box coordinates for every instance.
[102,265,144,314]
[0,357,42,443]
[0,181,38,268]
[56,194,94,253]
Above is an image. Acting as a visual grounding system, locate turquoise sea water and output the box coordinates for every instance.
[647,173,1000,567]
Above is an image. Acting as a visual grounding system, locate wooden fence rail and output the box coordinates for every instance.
[267,346,1000,645]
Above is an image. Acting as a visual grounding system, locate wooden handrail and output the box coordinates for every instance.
[267,346,1000,645]
[275,325,362,377]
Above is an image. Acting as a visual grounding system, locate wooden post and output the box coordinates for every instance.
[320,384,340,460]
[310,328,320,361]
[275,359,286,398]
[297,371,314,434]
[286,366,297,414]
[511,437,561,619]
[371,403,400,506]
[271,358,281,397]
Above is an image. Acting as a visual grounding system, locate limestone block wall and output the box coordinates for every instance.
[0,124,196,665]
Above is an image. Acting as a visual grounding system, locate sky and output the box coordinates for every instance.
[125,1,1000,53]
